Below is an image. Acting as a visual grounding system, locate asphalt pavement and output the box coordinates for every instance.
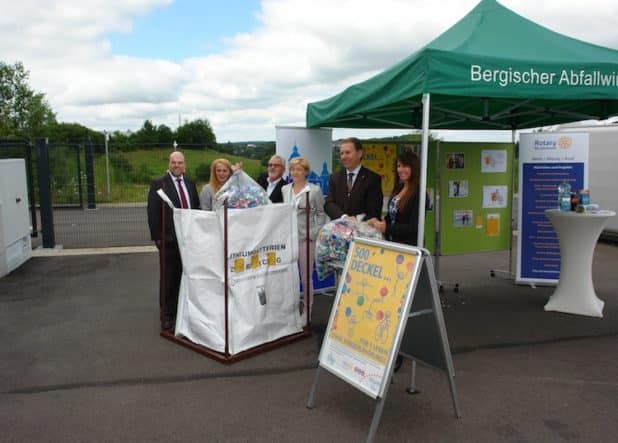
[1,244,617,442]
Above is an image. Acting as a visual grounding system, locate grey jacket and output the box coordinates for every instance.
[282,183,328,241]
[199,184,216,211]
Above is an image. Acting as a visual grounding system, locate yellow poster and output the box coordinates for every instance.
[361,143,397,196]
[486,213,500,236]
[320,240,422,397]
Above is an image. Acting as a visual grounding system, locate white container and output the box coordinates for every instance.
[0,159,32,278]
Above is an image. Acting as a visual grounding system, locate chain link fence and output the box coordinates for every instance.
[1,140,167,248]
[1,140,269,249]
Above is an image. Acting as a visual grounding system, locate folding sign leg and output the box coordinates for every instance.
[405,359,421,395]
[366,396,386,443]
[447,369,462,419]
[425,255,462,418]
[306,366,322,409]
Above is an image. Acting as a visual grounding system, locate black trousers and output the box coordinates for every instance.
[161,244,182,321]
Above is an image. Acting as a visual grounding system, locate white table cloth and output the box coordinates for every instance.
[544,209,616,317]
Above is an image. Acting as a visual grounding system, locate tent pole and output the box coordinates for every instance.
[508,128,516,274]
[490,128,516,280]
[417,93,430,247]
[422,95,460,296]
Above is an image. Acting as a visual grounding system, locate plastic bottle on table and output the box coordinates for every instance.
[579,189,590,205]
[570,191,580,211]
[557,182,571,211]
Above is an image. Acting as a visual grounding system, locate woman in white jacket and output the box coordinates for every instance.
[282,157,328,319]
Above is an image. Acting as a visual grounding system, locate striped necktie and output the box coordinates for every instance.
[347,172,354,192]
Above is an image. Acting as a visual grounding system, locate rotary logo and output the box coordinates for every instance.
[557,137,572,149]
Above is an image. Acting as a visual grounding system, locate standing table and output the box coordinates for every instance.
[544,209,616,317]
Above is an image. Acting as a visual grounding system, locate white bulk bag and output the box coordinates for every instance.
[160,188,301,354]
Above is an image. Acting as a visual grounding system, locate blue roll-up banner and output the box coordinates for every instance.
[516,133,588,285]
[275,126,336,293]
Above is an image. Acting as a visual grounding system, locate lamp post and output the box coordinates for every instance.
[104,130,111,197]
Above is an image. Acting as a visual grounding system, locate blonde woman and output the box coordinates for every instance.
[282,157,327,318]
[200,158,233,210]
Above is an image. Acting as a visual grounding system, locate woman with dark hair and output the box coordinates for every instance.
[367,150,423,245]
[368,149,425,372]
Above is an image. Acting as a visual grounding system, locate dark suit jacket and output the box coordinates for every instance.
[385,191,422,245]
[324,166,383,220]
[257,173,285,203]
[147,173,200,244]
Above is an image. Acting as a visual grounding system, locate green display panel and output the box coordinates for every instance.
[438,142,513,255]
[424,143,437,255]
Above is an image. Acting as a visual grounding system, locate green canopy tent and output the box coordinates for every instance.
[306,0,618,247]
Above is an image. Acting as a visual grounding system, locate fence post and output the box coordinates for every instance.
[76,145,84,209]
[25,141,38,237]
[36,138,55,248]
[85,139,96,209]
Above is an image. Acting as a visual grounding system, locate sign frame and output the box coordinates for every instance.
[307,238,460,443]
[317,237,423,398]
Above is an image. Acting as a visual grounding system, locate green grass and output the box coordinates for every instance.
[90,148,265,203]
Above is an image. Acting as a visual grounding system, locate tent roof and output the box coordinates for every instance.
[306,0,618,130]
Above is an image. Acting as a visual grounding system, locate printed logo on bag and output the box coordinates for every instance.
[234,258,245,273]
[266,252,277,266]
[229,243,286,273]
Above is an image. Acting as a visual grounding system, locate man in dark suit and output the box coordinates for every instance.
[325,137,383,221]
[147,151,200,331]
[257,155,286,203]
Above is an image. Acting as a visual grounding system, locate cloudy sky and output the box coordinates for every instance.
[1,0,618,142]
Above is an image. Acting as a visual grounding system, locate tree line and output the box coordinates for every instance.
[0,61,230,152]
[2,60,430,169]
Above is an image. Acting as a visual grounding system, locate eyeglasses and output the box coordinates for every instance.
[268,163,283,168]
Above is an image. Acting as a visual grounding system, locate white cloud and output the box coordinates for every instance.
[1,0,617,141]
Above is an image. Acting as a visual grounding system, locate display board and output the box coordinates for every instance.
[516,133,588,285]
[308,242,460,441]
[438,142,513,254]
[317,238,423,398]
[424,142,437,254]
[361,143,398,196]
[361,142,436,254]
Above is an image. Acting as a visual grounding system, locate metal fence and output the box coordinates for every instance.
[1,139,165,248]
[2,139,270,249]
[50,141,155,248]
